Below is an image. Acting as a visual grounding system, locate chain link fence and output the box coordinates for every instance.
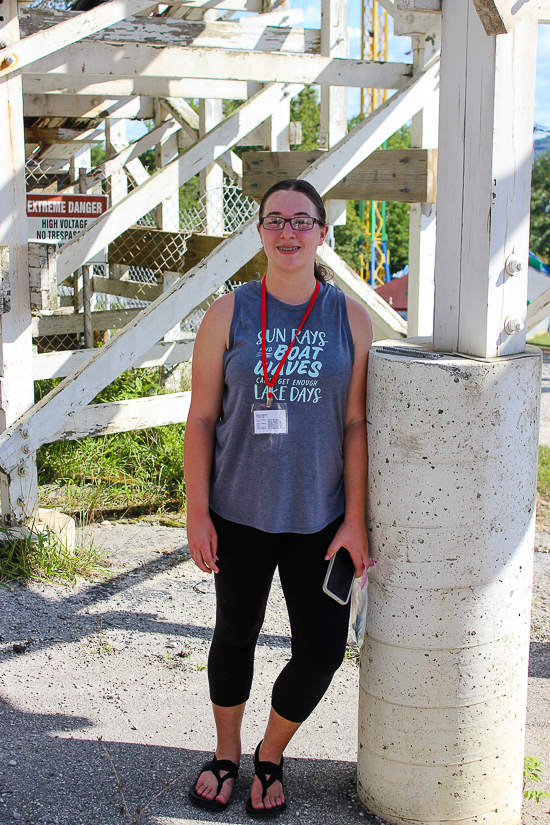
[27,154,258,362]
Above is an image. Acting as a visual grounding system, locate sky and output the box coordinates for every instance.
[288,0,550,133]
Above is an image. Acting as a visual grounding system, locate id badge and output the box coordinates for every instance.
[251,402,288,450]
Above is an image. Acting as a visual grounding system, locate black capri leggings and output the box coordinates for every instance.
[207,510,350,724]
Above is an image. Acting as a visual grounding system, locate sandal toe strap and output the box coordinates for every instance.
[207,757,239,796]
[255,756,284,794]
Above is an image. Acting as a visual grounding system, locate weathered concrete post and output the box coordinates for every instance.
[357,1,541,822]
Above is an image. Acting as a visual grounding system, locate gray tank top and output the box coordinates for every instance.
[209,279,354,534]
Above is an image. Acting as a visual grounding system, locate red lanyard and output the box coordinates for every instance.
[261,276,320,404]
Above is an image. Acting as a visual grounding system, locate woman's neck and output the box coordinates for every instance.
[264,269,318,305]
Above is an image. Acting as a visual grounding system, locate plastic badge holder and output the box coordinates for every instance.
[350,559,375,646]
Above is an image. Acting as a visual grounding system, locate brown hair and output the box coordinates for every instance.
[258,179,333,284]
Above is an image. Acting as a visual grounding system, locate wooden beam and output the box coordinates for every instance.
[471,0,544,35]
[23,93,153,119]
[316,245,407,341]
[0,64,435,472]
[20,9,320,54]
[28,243,58,311]
[0,0,38,522]
[33,337,195,380]
[159,0,267,9]
[32,309,142,337]
[294,56,440,198]
[22,74,248,100]
[183,235,266,281]
[527,287,550,331]
[25,44,411,91]
[55,82,302,282]
[242,149,437,202]
[91,275,161,302]
[86,120,180,187]
[23,126,102,144]
[396,0,440,11]
[433,0,537,356]
[46,391,191,443]
[0,0,156,79]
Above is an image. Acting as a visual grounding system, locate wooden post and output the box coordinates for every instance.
[154,100,180,232]
[320,0,348,235]
[433,0,537,357]
[199,98,225,235]
[407,31,439,337]
[0,0,38,523]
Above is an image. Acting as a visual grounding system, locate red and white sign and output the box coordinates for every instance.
[27,194,109,263]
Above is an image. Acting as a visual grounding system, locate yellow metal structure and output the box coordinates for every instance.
[360,0,389,287]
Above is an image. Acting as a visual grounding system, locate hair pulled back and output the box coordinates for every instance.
[258,179,333,284]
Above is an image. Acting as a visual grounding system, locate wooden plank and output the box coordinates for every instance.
[91,275,161,303]
[46,391,191,443]
[33,337,195,380]
[23,126,102,144]
[0,64,436,472]
[162,0,266,9]
[316,244,407,341]
[0,0,156,79]
[19,10,321,54]
[396,0,440,11]
[0,0,38,522]
[433,0,537,357]
[242,148,437,202]
[471,0,544,35]
[86,120,180,186]
[32,309,142,337]
[55,82,303,282]
[183,235,266,281]
[28,242,58,311]
[23,93,153,119]
[25,44,412,90]
[22,74,249,100]
[527,287,550,330]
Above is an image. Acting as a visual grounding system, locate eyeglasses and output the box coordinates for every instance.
[259,216,324,231]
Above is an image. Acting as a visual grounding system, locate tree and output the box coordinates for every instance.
[530,151,550,265]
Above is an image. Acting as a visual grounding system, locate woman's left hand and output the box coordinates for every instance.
[325,517,369,578]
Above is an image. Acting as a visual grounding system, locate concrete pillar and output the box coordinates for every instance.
[358,339,541,824]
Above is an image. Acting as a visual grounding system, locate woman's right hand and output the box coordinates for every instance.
[187,511,219,574]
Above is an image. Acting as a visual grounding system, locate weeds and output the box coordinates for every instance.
[344,641,360,665]
[98,737,187,824]
[35,369,187,522]
[0,524,107,584]
[91,618,113,655]
[523,757,550,803]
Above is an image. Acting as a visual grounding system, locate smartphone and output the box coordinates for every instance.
[323,548,356,605]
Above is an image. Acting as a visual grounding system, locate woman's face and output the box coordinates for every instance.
[257,189,328,274]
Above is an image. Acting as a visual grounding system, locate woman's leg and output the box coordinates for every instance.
[195,513,277,803]
[193,703,245,805]
[249,516,349,812]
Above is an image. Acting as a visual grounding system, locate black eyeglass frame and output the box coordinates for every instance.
[258,216,325,231]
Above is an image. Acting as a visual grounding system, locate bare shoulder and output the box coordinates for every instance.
[344,295,373,352]
[196,290,235,347]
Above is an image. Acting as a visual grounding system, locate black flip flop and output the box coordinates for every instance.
[189,755,239,812]
[246,741,287,819]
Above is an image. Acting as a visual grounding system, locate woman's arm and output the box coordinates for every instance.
[325,296,373,576]
[183,292,234,574]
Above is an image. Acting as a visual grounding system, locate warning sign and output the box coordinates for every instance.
[27,194,109,263]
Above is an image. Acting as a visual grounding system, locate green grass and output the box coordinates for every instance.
[36,368,187,522]
[0,524,107,584]
[528,333,550,347]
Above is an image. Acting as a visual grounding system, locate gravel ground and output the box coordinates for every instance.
[0,516,549,825]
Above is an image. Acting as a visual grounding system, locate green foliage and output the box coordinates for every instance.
[290,86,320,150]
[0,524,106,583]
[530,151,550,265]
[36,370,187,519]
[523,757,550,803]
[139,147,156,175]
[537,446,550,501]
[90,145,106,167]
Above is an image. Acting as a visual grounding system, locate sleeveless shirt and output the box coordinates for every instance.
[209,279,354,534]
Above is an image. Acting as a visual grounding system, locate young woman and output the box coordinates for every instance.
[184,179,372,818]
